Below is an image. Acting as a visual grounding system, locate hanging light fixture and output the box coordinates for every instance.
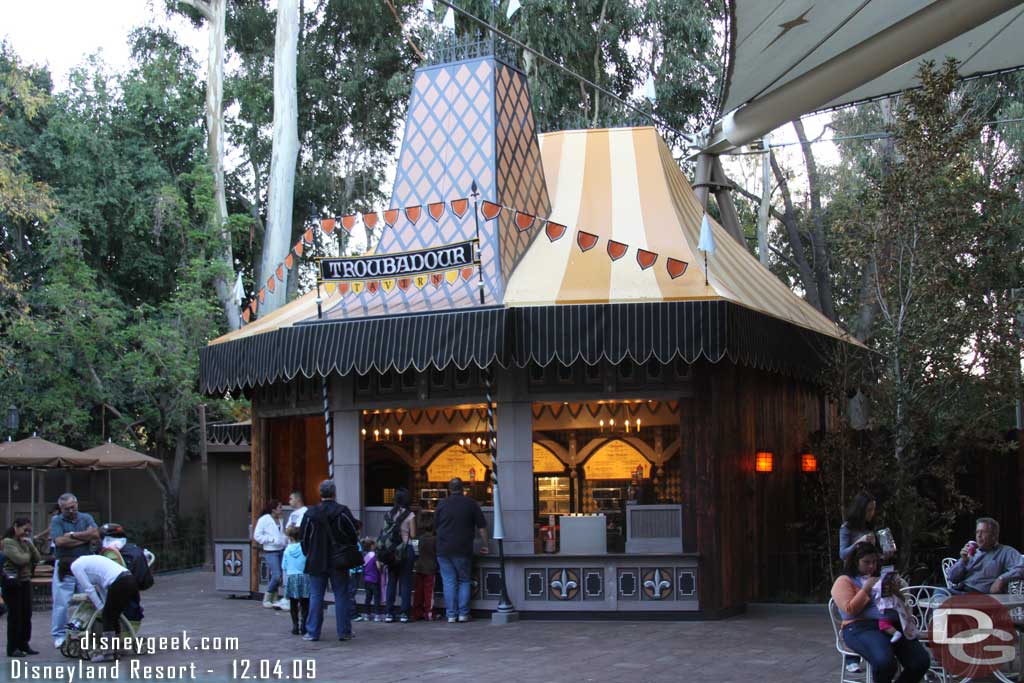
[755,451,774,473]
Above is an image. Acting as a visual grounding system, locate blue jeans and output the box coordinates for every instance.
[51,561,79,640]
[842,620,931,683]
[385,549,416,617]
[264,550,283,595]
[306,571,350,640]
[438,555,473,619]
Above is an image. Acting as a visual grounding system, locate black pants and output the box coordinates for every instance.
[288,598,309,633]
[2,580,32,654]
[103,574,140,634]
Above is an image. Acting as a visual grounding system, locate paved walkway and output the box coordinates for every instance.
[0,571,935,682]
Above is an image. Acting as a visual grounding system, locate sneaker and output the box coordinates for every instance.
[301,634,318,642]
[399,614,409,623]
[845,662,862,674]
[273,598,290,611]
[351,615,364,622]
[447,617,457,624]
[373,615,383,623]
[457,615,471,623]
[53,639,65,649]
[339,633,354,641]
[384,615,394,623]
[91,652,115,663]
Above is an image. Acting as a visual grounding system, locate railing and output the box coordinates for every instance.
[141,534,207,573]
[424,32,519,69]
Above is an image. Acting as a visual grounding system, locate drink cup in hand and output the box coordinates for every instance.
[967,540,978,557]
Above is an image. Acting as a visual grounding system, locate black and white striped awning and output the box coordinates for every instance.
[199,301,844,394]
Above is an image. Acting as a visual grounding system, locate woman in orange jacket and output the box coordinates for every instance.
[830,542,931,683]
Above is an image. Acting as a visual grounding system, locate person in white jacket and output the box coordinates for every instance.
[253,499,288,609]
[60,554,139,663]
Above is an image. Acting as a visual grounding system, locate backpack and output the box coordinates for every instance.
[376,509,411,567]
[121,543,155,591]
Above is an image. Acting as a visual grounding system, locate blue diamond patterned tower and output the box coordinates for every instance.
[326,50,550,319]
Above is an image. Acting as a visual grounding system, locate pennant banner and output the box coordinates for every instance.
[243,195,707,323]
[319,239,476,282]
[428,202,446,222]
[450,198,469,218]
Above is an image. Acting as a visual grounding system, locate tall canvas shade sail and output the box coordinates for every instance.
[705,0,1024,151]
[80,443,162,470]
[0,436,97,468]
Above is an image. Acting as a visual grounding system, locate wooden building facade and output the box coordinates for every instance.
[200,46,855,617]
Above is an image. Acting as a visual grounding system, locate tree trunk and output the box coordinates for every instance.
[769,150,821,311]
[793,119,836,321]
[201,0,241,331]
[258,0,301,314]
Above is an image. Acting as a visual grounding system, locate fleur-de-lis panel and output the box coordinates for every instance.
[641,567,673,601]
[222,550,242,577]
[548,568,581,601]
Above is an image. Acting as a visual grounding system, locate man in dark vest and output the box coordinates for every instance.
[434,477,489,623]
[299,479,358,641]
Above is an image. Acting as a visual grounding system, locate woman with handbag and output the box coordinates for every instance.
[383,488,417,623]
[2,517,40,657]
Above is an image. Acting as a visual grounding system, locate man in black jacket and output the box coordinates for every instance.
[299,480,359,642]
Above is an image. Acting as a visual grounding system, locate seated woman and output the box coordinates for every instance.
[831,542,931,683]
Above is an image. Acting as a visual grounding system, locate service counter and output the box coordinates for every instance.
[467,552,700,614]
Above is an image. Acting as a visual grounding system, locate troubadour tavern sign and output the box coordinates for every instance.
[319,240,476,282]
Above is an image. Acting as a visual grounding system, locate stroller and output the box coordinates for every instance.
[59,525,156,661]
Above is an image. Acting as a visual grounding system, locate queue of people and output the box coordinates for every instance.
[833,490,1024,683]
[256,476,490,642]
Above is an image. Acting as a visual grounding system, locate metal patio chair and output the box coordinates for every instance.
[941,557,958,591]
[900,584,951,683]
[829,598,874,683]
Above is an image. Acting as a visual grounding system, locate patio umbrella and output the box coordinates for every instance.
[81,441,162,521]
[0,435,98,529]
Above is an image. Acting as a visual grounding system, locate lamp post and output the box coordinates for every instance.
[5,405,17,442]
[5,406,16,527]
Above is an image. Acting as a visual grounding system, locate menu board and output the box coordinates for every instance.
[533,444,566,473]
[427,445,491,483]
[583,440,651,479]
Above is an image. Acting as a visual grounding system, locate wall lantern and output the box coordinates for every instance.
[755,451,774,473]
[800,453,818,473]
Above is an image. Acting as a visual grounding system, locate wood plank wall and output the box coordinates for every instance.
[684,361,824,613]
[250,414,268,593]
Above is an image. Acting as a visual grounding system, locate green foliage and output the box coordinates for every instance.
[802,61,1024,577]
[0,33,236,541]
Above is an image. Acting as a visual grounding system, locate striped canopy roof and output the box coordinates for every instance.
[210,126,848,348]
[504,126,846,341]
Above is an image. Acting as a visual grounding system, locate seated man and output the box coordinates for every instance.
[946,517,1023,594]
